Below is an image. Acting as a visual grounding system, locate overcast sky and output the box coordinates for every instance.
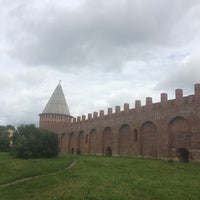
[0,0,200,126]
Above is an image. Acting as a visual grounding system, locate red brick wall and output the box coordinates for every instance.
[40,83,200,162]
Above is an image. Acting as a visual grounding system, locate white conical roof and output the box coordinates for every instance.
[42,83,70,116]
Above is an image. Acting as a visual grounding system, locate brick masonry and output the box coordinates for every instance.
[39,83,200,162]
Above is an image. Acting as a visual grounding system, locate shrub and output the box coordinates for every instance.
[11,124,59,159]
[0,134,10,152]
[0,125,13,152]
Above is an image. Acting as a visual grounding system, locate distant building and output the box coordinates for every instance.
[7,129,14,138]
[39,83,200,162]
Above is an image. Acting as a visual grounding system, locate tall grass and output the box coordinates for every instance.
[0,153,200,200]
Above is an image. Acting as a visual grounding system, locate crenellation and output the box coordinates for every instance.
[93,112,98,118]
[160,93,167,109]
[115,106,120,113]
[175,89,183,105]
[77,116,81,122]
[88,113,92,120]
[99,110,104,117]
[194,83,200,93]
[146,97,152,104]
[146,97,153,111]
[82,115,86,121]
[108,108,113,116]
[135,100,141,112]
[194,83,200,102]
[176,88,183,97]
[124,103,129,113]
[161,93,168,102]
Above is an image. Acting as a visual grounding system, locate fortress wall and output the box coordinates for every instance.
[39,83,200,162]
[59,84,200,161]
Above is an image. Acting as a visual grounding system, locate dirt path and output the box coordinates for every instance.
[0,159,77,188]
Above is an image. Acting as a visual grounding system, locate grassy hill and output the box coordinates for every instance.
[0,152,200,200]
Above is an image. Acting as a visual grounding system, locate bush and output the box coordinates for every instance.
[0,134,10,152]
[11,124,59,159]
[0,125,13,152]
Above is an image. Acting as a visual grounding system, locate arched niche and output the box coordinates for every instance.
[77,131,84,154]
[89,129,97,154]
[69,132,75,154]
[168,116,191,149]
[141,121,157,158]
[119,124,132,156]
[102,127,112,156]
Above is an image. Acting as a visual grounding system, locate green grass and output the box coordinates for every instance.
[0,152,73,184]
[0,153,200,200]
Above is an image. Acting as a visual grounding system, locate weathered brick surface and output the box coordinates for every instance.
[39,83,200,162]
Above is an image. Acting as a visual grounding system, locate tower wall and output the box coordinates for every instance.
[39,113,72,133]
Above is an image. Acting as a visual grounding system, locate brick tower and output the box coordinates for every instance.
[39,82,73,149]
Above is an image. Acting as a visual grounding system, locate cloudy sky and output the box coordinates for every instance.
[0,0,200,126]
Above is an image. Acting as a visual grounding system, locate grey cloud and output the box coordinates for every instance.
[4,0,199,70]
[1,0,200,126]
[155,51,200,93]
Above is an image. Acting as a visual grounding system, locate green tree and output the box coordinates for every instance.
[0,125,6,133]
[6,125,15,131]
[0,125,15,152]
[0,133,10,152]
[12,124,59,159]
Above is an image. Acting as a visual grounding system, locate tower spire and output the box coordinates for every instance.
[39,83,73,134]
[42,83,70,116]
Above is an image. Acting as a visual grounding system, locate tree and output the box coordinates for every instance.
[11,124,59,159]
[0,125,15,152]
[0,133,10,152]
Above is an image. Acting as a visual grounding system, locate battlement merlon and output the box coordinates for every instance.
[100,110,104,117]
[82,115,86,121]
[70,83,200,123]
[108,108,113,116]
[124,103,129,113]
[195,83,200,101]
[115,106,121,113]
[146,97,153,111]
[93,112,98,118]
[161,93,168,102]
[135,100,141,112]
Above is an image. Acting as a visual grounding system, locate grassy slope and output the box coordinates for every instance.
[0,152,73,184]
[0,153,200,200]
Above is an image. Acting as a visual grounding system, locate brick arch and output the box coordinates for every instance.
[168,116,191,150]
[89,129,97,154]
[68,132,75,154]
[77,131,84,154]
[141,121,157,158]
[119,124,132,156]
[102,127,112,156]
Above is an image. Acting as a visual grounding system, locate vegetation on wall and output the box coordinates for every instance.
[11,124,59,159]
